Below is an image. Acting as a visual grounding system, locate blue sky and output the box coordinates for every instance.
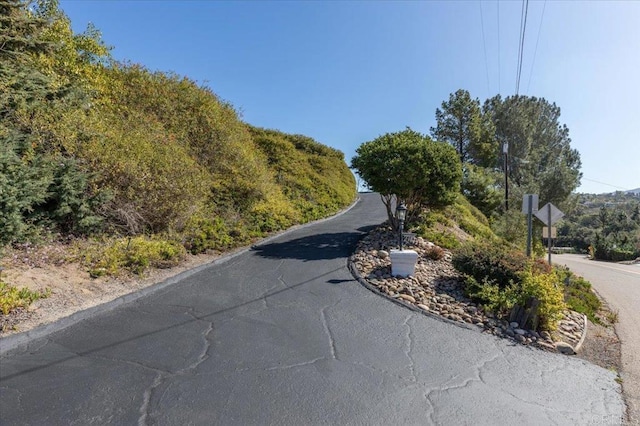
[59,0,639,194]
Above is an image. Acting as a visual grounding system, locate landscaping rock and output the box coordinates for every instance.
[555,342,576,355]
[398,294,416,303]
[349,226,586,354]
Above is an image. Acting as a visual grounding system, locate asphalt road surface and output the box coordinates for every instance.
[0,194,624,425]
[555,253,640,424]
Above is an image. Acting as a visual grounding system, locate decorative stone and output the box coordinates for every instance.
[555,342,576,355]
[350,227,588,354]
[398,294,416,303]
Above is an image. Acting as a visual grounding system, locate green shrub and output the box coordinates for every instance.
[182,216,234,254]
[464,275,517,316]
[0,281,50,315]
[592,233,639,261]
[453,242,532,289]
[555,266,602,323]
[463,269,565,331]
[80,236,186,276]
[516,269,566,331]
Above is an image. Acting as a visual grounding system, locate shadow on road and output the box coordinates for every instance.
[252,227,378,261]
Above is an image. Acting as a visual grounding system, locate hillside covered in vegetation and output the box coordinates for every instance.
[0,0,355,274]
[557,191,640,261]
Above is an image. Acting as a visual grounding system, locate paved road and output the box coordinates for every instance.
[555,253,640,424]
[0,194,624,425]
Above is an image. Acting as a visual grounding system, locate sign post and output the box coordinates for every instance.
[522,194,539,257]
[534,202,564,265]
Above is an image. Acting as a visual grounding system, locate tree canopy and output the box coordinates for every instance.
[431,90,582,219]
[430,89,497,167]
[351,128,461,227]
[484,94,582,208]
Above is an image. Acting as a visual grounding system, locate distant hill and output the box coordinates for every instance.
[556,191,640,260]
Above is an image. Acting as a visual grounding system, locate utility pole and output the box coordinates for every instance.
[503,142,509,211]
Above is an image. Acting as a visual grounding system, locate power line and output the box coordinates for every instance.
[515,0,529,95]
[479,1,491,96]
[581,177,630,191]
[526,0,547,94]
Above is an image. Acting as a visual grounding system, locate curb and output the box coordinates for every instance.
[573,313,588,353]
[0,195,362,356]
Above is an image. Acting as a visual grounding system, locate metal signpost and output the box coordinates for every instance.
[535,202,564,265]
[522,194,539,257]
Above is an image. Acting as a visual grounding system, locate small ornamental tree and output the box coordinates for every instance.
[351,128,462,228]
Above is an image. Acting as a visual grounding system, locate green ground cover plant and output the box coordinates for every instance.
[555,266,602,324]
[0,281,50,315]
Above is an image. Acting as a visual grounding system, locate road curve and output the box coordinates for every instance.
[0,194,624,425]
[555,253,640,424]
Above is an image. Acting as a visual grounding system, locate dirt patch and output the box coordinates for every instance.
[577,318,621,371]
[0,247,225,336]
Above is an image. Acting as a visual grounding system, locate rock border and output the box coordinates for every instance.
[349,226,585,355]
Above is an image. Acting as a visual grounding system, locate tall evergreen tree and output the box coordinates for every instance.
[483,95,582,208]
[430,89,497,167]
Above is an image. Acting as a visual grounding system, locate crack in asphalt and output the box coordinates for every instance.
[138,372,165,426]
[403,315,418,384]
[135,311,216,426]
[265,357,325,371]
[320,304,339,361]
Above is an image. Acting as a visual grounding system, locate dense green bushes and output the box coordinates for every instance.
[77,236,186,277]
[1,1,356,271]
[452,241,550,290]
[558,193,640,261]
[452,240,607,330]
[248,126,355,223]
[453,241,565,330]
[592,232,638,261]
